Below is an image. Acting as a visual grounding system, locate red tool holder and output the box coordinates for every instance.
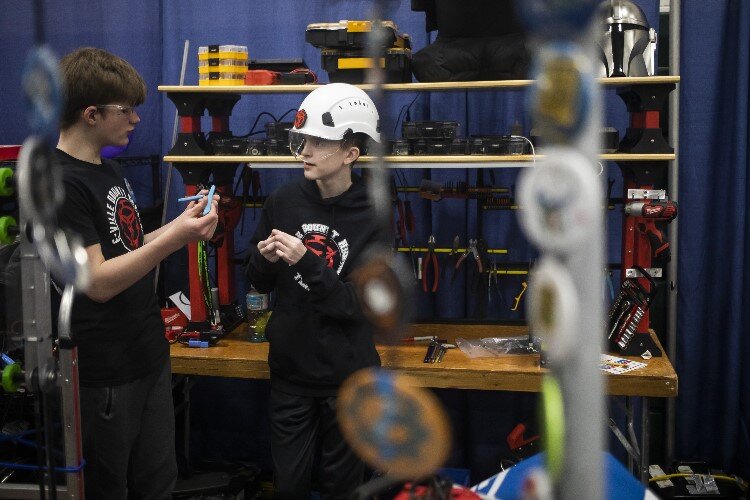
[616,83,676,154]
[614,83,677,356]
[166,92,244,330]
[620,182,658,335]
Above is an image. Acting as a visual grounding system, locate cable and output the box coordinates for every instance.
[276,108,297,122]
[648,473,748,491]
[197,240,214,324]
[510,135,536,166]
[392,94,420,138]
[236,111,278,138]
[0,460,85,473]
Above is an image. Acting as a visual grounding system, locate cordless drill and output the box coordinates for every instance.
[624,200,678,262]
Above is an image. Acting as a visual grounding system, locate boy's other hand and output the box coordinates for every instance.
[258,237,280,263]
[270,229,307,265]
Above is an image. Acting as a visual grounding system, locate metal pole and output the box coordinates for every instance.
[666,0,680,464]
[156,39,190,292]
[58,285,85,498]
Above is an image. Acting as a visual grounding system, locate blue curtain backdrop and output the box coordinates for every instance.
[4,0,749,482]
[677,0,750,477]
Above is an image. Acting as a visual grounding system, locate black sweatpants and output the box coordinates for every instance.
[79,361,177,500]
[270,387,365,500]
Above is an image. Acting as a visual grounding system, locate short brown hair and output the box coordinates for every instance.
[59,47,146,129]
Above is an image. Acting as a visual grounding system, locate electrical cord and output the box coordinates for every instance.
[648,473,748,491]
[509,135,536,165]
[276,108,297,122]
[392,94,420,138]
[236,111,278,138]
[197,240,214,324]
[0,460,84,473]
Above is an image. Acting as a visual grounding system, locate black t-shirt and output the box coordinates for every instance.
[56,149,167,387]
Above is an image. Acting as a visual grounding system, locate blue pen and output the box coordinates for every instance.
[202,185,216,216]
[177,194,203,203]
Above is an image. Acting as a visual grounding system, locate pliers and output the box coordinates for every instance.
[421,235,439,293]
[455,238,483,274]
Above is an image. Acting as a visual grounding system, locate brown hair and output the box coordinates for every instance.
[59,47,146,129]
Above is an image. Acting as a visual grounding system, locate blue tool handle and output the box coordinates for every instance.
[202,185,216,216]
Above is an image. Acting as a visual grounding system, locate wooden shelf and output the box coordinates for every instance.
[159,76,679,94]
[163,153,675,168]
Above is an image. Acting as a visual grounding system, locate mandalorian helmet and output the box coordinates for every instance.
[596,0,657,77]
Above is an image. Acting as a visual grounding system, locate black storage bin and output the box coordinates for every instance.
[306,20,407,49]
[402,121,460,140]
[321,48,412,84]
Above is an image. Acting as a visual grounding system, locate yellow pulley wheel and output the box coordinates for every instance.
[0,167,13,197]
[2,363,22,393]
[540,375,565,481]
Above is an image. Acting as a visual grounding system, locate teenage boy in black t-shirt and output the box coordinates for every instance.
[56,47,219,499]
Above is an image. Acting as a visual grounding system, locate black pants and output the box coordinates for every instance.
[270,387,365,500]
[79,361,177,500]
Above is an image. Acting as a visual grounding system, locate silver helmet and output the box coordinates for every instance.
[596,0,657,77]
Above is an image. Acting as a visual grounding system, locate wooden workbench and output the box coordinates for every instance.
[170,323,677,398]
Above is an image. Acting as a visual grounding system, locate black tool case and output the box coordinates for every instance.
[402,121,460,140]
[469,135,530,155]
[306,20,409,49]
[320,48,412,84]
[412,138,467,155]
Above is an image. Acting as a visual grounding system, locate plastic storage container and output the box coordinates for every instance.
[320,48,412,84]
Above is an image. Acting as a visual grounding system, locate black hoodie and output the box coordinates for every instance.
[245,174,383,396]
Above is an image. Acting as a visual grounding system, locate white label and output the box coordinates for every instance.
[246,292,268,311]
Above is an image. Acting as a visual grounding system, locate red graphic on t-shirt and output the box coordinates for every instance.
[116,198,142,249]
[304,233,338,269]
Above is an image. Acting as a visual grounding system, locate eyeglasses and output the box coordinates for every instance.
[95,104,138,116]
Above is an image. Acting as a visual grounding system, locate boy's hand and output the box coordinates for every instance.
[174,190,220,244]
[270,229,307,265]
[257,237,280,263]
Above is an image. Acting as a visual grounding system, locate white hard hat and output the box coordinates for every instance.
[291,83,380,142]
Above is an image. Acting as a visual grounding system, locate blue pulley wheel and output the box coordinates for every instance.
[22,46,63,139]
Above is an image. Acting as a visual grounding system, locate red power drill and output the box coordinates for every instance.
[624,200,678,262]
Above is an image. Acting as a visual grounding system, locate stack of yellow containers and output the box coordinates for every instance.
[198,45,248,86]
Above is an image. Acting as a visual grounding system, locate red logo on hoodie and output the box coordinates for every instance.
[304,233,338,269]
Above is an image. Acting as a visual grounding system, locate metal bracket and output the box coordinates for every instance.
[627,189,666,200]
[625,267,662,278]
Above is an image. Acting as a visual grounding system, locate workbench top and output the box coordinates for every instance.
[170,323,677,398]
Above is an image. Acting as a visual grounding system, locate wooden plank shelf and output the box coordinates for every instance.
[158,76,680,94]
[164,153,675,167]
